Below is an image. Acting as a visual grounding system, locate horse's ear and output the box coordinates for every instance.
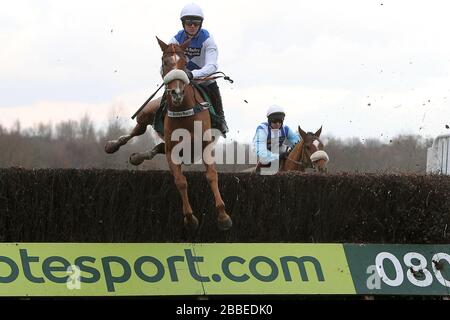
[180,38,191,51]
[315,126,322,137]
[298,126,307,141]
[156,36,168,51]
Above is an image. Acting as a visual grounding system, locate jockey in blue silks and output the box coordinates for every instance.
[252,105,300,166]
[168,3,229,136]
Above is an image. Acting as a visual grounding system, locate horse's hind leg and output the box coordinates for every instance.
[104,97,162,154]
[129,142,165,166]
[167,159,198,231]
[204,163,232,230]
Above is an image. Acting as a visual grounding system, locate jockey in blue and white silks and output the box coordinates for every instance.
[169,29,217,83]
[252,105,300,165]
[167,3,228,136]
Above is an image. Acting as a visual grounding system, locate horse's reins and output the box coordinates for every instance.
[193,71,234,84]
[285,157,305,166]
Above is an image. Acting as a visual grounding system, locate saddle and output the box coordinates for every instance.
[153,83,223,136]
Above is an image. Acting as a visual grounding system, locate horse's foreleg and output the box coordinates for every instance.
[167,157,198,231]
[104,122,147,154]
[104,97,161,154]
[129,142,165,166]
[204,163,232,230]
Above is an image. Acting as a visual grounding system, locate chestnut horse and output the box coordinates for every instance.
[280,126,329,172]
[111,37,232,231]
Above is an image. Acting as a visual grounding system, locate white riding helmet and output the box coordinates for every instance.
[180,3,205,20]
[266,105,285,117]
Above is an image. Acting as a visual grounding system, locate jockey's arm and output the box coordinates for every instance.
[252,127,281,164]
[285,127,301,147]
[192,37,218,79]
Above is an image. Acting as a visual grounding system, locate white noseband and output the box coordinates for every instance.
[310,150,330,163]
[163,69,190,85]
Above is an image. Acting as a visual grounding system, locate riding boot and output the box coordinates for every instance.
[204,82,229,137]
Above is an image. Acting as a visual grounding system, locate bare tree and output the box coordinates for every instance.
[0,115,432,173]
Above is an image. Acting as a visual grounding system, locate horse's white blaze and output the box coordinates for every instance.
[175,81,182,94]
[313,140,320,148]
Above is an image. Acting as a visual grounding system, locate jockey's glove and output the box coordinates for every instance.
[279,152,288,160]
[184,69,194,81]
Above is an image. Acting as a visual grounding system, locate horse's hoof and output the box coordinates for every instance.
[104,141,120,154]
[129,153,144,166]
[184,215,199,231]
[217,215,232,231]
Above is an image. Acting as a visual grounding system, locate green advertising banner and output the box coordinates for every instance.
[193,244,355,295]
[0,243,204,296]
[0,243,449,296]
[344,244,450,296]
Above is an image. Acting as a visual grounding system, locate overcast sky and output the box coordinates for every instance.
[1,0,450,143]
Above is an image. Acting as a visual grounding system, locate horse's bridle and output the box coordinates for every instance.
[162,44,185,70]
[285,151,306,167]
[162,45,196,109]
[285,136,322,169]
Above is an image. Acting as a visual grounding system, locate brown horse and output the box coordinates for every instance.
[123,37,232,231]
[280,126,329,173]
